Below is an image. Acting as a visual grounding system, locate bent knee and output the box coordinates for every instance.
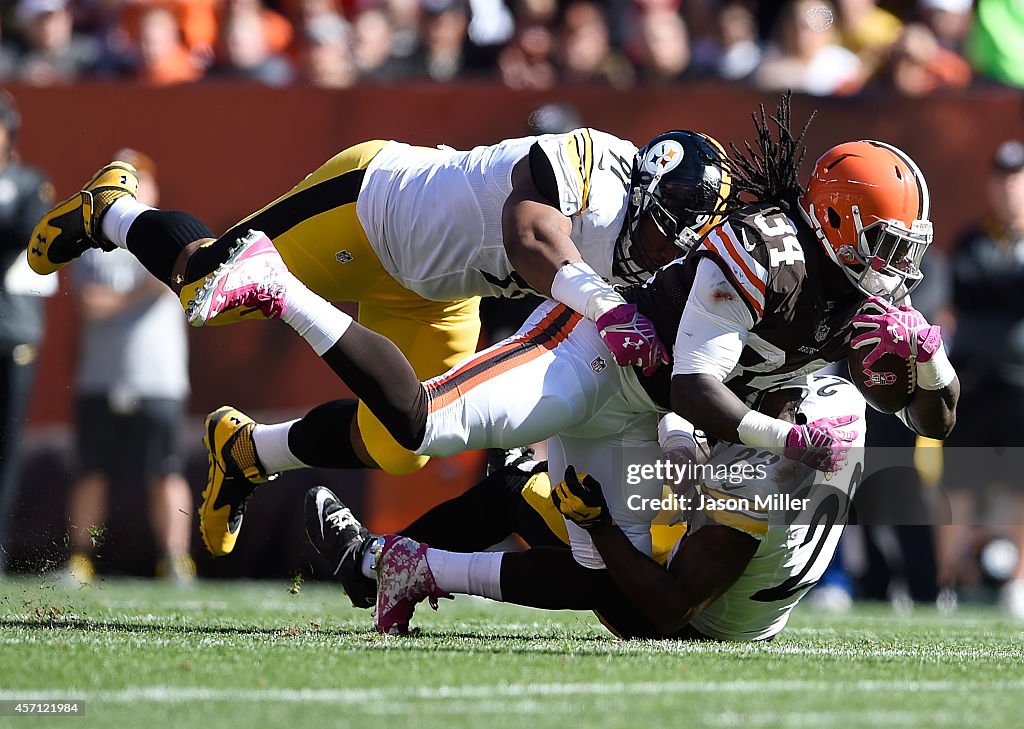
[367,439,430,475]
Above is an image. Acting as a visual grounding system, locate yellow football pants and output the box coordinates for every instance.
[200,140,482,474]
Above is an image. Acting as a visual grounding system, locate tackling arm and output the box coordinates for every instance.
[589,521,758,636]
[501,155,581,298]
[504,144,669,375]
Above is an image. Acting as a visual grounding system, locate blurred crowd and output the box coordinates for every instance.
[0,0,1018,94]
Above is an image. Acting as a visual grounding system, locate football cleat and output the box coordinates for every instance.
[198,406,276,557]
[64,552,96,586]
[28,161,139,275]
[185,230,289,327]
[304,487,377,609]
[156,553,197,586]
[374,535,450,635]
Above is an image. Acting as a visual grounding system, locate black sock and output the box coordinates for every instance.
[498,548,615,609]
[125,210,214,284]
[400,466,526,550]
[498,547,661,636]
[287,399,367,469]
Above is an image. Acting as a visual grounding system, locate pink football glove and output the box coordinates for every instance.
[596,303,670,376]
[850,296,942,368]
[783,415,859,472]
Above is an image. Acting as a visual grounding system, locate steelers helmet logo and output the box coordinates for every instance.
[642,140,685,176]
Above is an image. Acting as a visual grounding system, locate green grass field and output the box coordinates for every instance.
[1,577,1022,729]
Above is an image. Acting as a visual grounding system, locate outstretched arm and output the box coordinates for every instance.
[503,141,668,375]
[590,522,757,636]
[551,466,756,636]
[502,154,581,298]
[671,259,857,472]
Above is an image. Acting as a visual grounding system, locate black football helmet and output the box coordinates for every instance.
[614,130,731,284]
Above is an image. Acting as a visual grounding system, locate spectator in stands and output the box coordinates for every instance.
[219,0,293,57]
[837,0,903,75]
[300,11,357,87]
[15,0,100,84]
[412,0,469,82]
[0,16,22,79]
[634,9,692,85]
[65,150,195,585]
[710,1,762,82]
[919,0,973,52]
[353,8,411,82]
[755,0,863,96]
[385,0,422,63]
[134,6,205,85]
[678,0,719,71]
[966,0,1024,88]
[942,140,1024,619]
[211,6,295,85]
[498,20,557,89]
[870,22,970,96]
[557,0,634,88]
[0,92,54,575]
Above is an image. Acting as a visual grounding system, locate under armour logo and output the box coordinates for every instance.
[622,337,643,350]
[230,416,241,425]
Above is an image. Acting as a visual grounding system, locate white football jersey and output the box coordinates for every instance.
[669,375,866,641]
[355,129,638,302]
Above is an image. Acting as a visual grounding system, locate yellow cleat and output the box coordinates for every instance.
[27,161,139,275]
[198,406,276,557]
[65,552,95,586]
[156,553,197,585]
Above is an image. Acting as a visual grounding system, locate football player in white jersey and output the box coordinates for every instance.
[29,128,731,556]
[306,374,865,641]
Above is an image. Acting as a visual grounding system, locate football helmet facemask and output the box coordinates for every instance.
[614,130,731,284]
[799,140,933,301]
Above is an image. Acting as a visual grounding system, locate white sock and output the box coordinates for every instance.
[101,196,154,249]
[251,420,304,474]
[425,549,503,600]
[280,275,353,356]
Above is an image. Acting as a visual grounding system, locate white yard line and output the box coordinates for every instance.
[0,679,1020,705]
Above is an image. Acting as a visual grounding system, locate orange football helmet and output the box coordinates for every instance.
[799,140,933,300]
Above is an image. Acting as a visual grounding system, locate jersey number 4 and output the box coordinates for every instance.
[754,213,804,268]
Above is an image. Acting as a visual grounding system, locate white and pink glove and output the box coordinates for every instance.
[596,303,670,377]
[784,415,860,472]
[851,296,942,367]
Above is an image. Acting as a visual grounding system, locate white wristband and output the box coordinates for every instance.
[916,344,956,391]
[737,410,792,449]
[658,412,697,453]
[550,261,626,321]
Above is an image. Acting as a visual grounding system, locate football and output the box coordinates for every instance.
[848,344,916,414]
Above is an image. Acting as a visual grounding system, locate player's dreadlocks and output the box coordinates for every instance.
[724,92,816,215]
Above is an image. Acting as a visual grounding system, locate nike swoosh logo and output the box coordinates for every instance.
[315,488,332,540]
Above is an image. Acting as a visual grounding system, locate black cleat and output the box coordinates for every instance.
[305,486,377,609]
